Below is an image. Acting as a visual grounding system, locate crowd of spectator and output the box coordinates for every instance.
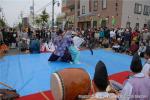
[75,27,150,57]
[0,26,150,57]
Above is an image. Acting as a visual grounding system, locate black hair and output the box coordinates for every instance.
[56,29,63,35]
[130,53,142,73]
[94,61,109,91]
[145,46,150,57]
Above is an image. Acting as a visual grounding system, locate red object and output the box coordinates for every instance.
[131,31,138,40]
[18,71,131,100]
[129,43,139,54]
[17,91,54,100]
[109,71,131,84]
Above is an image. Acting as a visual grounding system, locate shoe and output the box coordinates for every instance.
[69,62,73,64]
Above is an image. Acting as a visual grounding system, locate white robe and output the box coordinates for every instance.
[73,36,84,48]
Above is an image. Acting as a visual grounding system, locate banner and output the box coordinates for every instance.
[112,17,116,26]
[99,18,102,25]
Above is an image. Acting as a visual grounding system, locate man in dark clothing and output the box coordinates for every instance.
[123,28,131,50]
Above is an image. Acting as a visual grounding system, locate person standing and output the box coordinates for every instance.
[11,29,17,48]
[21,29,28,40]
[99,28,104,45]
[142,46,150,78]
[123,29,131,51]
[109,28,116,47]
[142,29,150,46]
[51,29,57,42]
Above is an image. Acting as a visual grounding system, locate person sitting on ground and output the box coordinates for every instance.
[142,46,150,78]
[127,41,139,55]
[119,42,127,53]
[29,34,40,53]
[40,39,48,53]
[119,54,150,100]
[40,39,55,53]
[19,38,28,52]
[138,42,146,57]
[102,38,109,48]
[86,61,116,100]
[0,42,9,53]
[112,40,120,52]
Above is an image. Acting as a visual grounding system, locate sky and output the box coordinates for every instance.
[0,0,62,27]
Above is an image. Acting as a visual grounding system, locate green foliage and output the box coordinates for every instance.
[0,19,6,28]
[40,10,49,24]
[35,9,49,27]
[35,17,42,27]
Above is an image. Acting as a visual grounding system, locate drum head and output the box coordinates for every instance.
[51,73,63,100]
[51,68,91,100]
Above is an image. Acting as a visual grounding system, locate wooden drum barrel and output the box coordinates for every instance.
[51,68,91,100]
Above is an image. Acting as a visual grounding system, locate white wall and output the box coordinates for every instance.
[121,0,150,30]
[80,0,89,15]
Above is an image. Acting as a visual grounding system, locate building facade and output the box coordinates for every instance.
[77,0,123,29]
[61,0,76,28]
[61,0,150,30]
[121,0,150,30]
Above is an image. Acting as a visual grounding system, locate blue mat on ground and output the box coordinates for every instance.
[0,49,145,96]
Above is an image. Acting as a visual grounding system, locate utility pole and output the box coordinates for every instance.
[0,7,2,19]
[52,0,59,29]
[20,11,23,22]
[32,0,35,25]
[52,0,54,30]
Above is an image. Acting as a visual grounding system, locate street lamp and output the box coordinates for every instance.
[52,0,60,30]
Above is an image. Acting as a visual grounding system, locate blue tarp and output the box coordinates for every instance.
[0,49,145,96]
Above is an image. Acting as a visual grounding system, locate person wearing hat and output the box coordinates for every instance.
[85,61,116,100]
[142,46,150,78]
[120,54,150,100]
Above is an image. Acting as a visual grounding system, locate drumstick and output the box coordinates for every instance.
[91,81,95,94]
[89,47,93,55]
[0,82,14,90]
[40,92,50,100]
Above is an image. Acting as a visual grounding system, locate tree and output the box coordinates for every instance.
[40,10,49,26]
[35,17,42,27]
[0,19,6,28]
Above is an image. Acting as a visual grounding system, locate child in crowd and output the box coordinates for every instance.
[112,41,120,52]
[138,42,146,57]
